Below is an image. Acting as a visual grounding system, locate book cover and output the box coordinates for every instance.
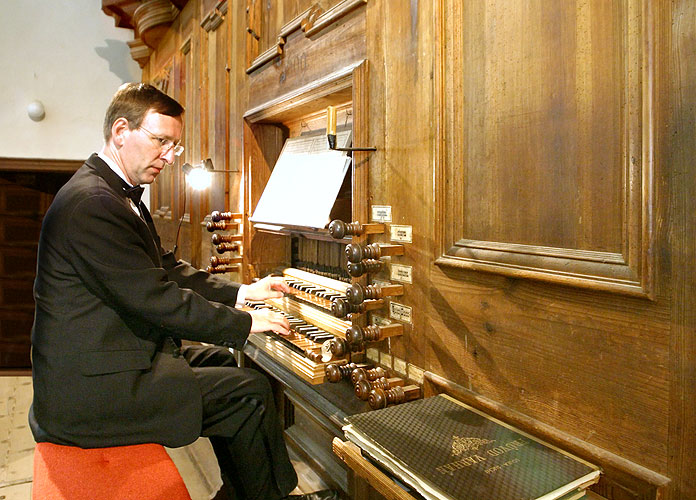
[343,394,600,500]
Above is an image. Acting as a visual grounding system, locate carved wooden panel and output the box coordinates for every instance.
[151,59,175,220]
[436,0,655,298]
[245,0,368,74]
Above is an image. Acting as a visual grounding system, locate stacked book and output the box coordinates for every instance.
[343,394,601,500]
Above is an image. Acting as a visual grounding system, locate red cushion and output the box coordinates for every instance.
[33,442,191,500]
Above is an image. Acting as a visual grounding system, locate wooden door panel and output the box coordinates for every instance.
[437,0,653,297]
[0,175,65,368]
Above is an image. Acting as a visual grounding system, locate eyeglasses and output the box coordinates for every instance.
[138,125,184,157]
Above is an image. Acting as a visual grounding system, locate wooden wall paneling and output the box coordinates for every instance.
[178,5,198,263]
[363,0,434,380]
[436,0,655,298]
[147,21,177,225]
[242,121,289,280]
[246,0,325,71]
[207,2,229,214]
[147,3,195,258]
[429,1,678,498]
[667,1,696,498]
[187,2,209,269]
[228,0,246,214]
[0,168,75,368]
[245,0,262,68]
[199,1,240,278]
[245,2,366,108]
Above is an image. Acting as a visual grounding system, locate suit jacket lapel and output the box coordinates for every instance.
[84,154,162,266]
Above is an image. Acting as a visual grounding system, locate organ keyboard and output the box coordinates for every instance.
[244,268,352,384]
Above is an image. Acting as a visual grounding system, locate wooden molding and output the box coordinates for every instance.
[244,61,361,123]
[0,157,81,173]
[303,0,366,36]
[436,242,647,297]
[200,0,227,32]
[133,0,179,49]
[246,0,368,74]
[333,439,415,500]
[180,36,191,55]
[127,38,152,68]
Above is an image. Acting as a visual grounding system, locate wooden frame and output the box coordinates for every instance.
[434,0,655,298]
[245,0,368,74]
[242,59,370,282]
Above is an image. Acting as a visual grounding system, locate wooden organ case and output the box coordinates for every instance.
[104,1,696,500]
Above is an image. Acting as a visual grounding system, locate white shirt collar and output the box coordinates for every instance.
[97,151,134,187]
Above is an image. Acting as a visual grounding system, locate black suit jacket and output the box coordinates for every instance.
[30,153,252,448]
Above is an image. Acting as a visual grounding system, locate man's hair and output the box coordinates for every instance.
[103,82,184,141]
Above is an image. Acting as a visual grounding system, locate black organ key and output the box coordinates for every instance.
[296,325,318,334]
[308,333,333,342]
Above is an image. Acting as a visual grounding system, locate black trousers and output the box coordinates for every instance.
[181,345,298,500]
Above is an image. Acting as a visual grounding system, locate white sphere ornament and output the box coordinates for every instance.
[27,100,46,121]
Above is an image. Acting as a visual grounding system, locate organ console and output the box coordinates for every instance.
[345,243,404,263]
[346,282,404,304]
[328,220,385,239]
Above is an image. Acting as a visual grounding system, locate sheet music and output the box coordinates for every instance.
[250,130,352,229]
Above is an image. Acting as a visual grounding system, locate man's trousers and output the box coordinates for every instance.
[181,345,298,500]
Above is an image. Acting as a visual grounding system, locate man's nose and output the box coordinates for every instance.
[161,148,176,165]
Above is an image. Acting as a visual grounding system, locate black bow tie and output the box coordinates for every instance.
[124,185,144,204]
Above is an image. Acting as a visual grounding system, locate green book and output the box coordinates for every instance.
[343,394,601,500]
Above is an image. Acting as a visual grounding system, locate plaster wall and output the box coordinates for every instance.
[0,0,140,160]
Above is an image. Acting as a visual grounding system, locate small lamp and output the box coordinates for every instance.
[182,161,213,190]
[182,159,236,190]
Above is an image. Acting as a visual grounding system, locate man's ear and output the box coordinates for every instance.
[111,117,130,148]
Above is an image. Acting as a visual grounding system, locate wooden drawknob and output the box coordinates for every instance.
[325,362,360,383]
[346,259,383,277]
[211,211,241,222]
[346,283,404,304]
[354,377,404,401]
[368,385,421,410]
[351,366,386,385]
[345,243,404,263]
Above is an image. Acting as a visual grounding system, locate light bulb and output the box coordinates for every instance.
[187,167,212,190]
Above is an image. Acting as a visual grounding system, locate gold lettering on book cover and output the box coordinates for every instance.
[436,438,530,476]
[450,436,494,456]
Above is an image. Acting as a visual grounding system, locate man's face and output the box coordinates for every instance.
[118,110,183,185]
